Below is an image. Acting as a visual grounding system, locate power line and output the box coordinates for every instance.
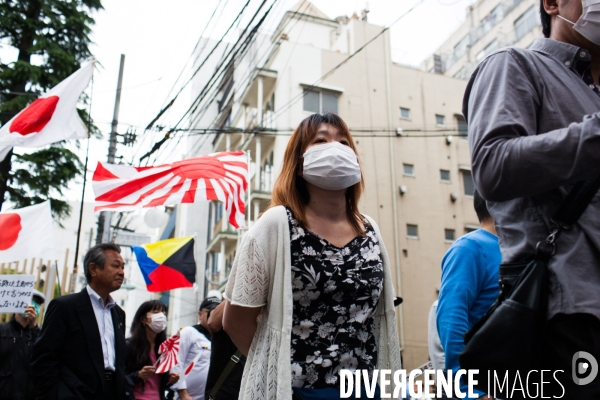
[128,1,232,165]
[191,1,311,125]
[146,0,274,164]
[156,0,431,160]
[143,0,254,133]
[142,0,278,164]
[184,0,314,157]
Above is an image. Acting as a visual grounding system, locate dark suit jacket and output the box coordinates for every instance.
[31,288,130,400]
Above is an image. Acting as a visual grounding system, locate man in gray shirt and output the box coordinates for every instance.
[464,0,600,397]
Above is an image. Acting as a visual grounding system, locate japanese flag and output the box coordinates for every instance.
[0,201,56,263]
[0,60,94,161]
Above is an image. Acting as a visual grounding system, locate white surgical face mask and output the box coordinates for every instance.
[147,312,167,333]
[558,0,600,46]
[302,141,361,190]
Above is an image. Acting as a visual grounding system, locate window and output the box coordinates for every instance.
[461,169,475,196]
[214,201,223,223]
[514,6,538,41]
[465,224,479,233]
[322,92,338,114]
[445,229,456,242]
[407,224,418,239]
[399,107,411,120]
[211,253,219,274]
[476,39,499,62]
[453,35,470,61]
[303,89,338,114]
[456,115,468,137]
[403,163,414,176]
[489,4,505,23]
[435,114,446,127]
[453,67,466,79]
[303,90,320,113]
[440,169,451,182]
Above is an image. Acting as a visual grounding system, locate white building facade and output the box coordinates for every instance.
[423,0,542,79]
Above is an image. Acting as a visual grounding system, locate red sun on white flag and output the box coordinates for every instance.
[0,213,21,250]
[0,61,94,161]
[0,201,56,263]
[9,96,60,136]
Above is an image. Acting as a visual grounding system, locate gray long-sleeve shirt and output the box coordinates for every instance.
[463,38,600,320]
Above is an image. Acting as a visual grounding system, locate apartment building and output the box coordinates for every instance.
[423,0,542,79]
[186,1,477,370]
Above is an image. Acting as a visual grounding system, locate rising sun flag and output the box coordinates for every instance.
[155,330,180,374]
[91,151,248,228]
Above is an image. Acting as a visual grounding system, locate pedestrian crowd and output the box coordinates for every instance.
[1,1,599,399]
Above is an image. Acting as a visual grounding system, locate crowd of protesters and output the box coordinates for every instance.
[0,1,599,399]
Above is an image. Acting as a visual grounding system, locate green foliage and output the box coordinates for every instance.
[0,0,103,219]
[9,146,83,218]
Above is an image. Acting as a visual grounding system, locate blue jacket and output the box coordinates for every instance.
[437,229,501,398]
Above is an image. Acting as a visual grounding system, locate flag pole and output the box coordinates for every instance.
[73,66,94,290]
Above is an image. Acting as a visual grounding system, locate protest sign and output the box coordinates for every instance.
[0,274,35,313]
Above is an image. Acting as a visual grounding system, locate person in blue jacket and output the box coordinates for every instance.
[437,190,501,399]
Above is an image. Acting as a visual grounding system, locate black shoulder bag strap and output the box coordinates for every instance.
[207,350,244,400]
[552,174,600,228]
[540,174,600,253]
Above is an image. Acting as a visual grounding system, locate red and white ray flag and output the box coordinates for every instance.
[0,201,56,263]
[0,60,94,161]
[92,151,248,228]
[155,331,180,374]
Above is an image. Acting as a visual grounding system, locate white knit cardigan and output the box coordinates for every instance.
[224,206,402,400]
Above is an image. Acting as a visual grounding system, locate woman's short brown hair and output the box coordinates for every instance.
[267,113,365,234]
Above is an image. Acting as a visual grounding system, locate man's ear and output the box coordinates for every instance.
[88,262,99,278]
[544,0,560,16]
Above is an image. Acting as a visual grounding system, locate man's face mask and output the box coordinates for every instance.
[558,0,600,46]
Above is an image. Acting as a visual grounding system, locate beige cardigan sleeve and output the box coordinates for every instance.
[224,232,270,308]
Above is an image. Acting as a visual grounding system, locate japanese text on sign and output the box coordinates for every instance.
[0,275,35,313]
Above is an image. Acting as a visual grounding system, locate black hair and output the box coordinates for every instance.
[83,243,121,283]
[540,0,551,38]
[473,190,492,223]
[126,300,168,372]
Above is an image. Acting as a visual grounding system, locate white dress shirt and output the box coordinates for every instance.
[86,285,117,371]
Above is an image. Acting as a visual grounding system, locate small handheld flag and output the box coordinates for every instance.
[132,236,196,292]
[156,331,180,374]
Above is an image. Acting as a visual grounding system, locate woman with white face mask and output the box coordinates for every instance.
[125,300,179,400]
[222,113,402,400]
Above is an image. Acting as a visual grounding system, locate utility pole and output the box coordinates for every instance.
[96,54,125,244]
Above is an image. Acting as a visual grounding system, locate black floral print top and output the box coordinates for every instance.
[287,207,384,389]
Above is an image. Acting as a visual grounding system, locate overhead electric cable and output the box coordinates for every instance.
[183,0,313,156]
[143,0,253,132]
[130,0,227,163]
[142,0,278,164]
[187,0,311,136]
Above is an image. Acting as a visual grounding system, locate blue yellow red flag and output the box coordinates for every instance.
[132,236,195,292]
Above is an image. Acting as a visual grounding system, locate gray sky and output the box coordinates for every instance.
[5,0,477,202]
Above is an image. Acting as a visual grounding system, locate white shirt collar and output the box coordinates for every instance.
[86,285,116,309]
